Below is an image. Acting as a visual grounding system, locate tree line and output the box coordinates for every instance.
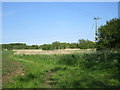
[1,43,39,50]
[41,39,95,50]
[1,39,95,50]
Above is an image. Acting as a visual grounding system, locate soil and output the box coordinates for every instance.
[2,61,25,85]
[44,70,56,88]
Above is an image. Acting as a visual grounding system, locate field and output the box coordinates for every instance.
[2,49,120,88]
[13,49,95,55]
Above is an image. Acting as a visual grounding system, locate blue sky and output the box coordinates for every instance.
[2,2,118,45]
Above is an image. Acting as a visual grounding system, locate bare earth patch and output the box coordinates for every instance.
[2,62,25,84]
[44,70,55,88]
[13,49,95,55]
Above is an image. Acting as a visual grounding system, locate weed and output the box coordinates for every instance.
[2,50,120,88]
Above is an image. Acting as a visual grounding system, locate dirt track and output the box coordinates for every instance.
[13,49,95,55]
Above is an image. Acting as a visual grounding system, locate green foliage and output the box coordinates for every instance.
[96,18,120,50]
[41,41,70,50]
[3,53,58,88]
[52,41,61,49]
[2,39,95,50]
[41,40,95,50]
[2,43,40,50]
[58,54,81,66]
[83,51,119,70]
[52,51,119,88]
[69,43,78,48]
[78,39,95,49]
[41,44,54,50]
[3,50,120,88]
[2,51,24,88]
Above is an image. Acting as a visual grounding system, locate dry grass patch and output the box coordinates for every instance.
[13,49,95,55]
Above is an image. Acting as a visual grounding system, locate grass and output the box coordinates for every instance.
[2,51,24,87]
[2,50,120,88]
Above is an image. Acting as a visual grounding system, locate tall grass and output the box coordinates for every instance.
[51,51,120,88]
[4,54,59,88]
[2,50,120,88]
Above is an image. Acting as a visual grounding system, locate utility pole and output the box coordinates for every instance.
[94,17,102,42]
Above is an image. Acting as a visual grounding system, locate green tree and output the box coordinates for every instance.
[78,39,95,49]
[52,41,61,49]
[69,43,78,48]
[96,18,120,50]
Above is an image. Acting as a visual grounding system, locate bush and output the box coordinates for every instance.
[58,54,80,66]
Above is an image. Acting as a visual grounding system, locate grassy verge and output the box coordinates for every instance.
[50,52,119,88]
[4,54,59,88]
[2,51,24,87]
[2,50,120,88]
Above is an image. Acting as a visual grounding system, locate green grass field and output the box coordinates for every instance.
[2,50,120,88]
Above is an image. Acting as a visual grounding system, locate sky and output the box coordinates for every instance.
[2,2,118,45]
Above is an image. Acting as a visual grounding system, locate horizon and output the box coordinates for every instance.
[1,39,96,46]
[2,2,118,45]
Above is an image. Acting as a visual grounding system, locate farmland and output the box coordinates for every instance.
[2,49,120,88]
[13,49,96,55]
[2,2,120,89]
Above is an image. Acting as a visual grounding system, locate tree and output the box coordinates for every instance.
[78,39,95,49]
[52,41,61,49]
[69,43,78,48]
[96,18,120,50]
[41,44,54,50]
[2,43,40,50]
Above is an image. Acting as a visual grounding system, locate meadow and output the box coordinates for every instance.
[2,50,120,88]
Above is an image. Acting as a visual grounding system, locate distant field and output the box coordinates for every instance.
[13,49,96,55]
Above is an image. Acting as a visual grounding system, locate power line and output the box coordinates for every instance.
[88,22,95,39]
[94,17,102,42]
